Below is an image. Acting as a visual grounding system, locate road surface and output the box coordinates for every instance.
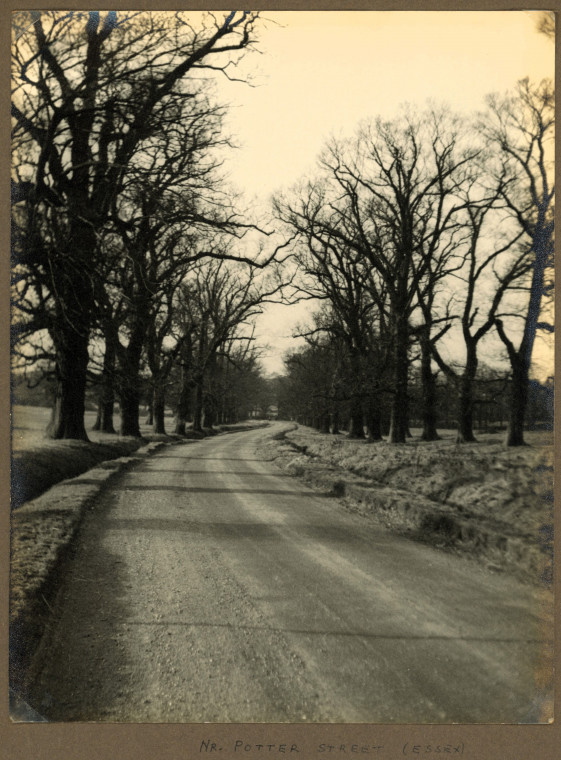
[27,423,550,723]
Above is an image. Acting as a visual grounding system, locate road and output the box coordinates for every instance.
[27,423,550,723]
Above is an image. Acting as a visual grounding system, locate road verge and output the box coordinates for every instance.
[261,425,553,587]
[9,440,169,703]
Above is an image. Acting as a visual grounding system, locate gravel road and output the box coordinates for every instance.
[27,423,551,723]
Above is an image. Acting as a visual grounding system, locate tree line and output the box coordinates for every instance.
[273,84,553,445]
[11,11,286,439]
[11,12,554,447]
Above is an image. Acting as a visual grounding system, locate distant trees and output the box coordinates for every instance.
[274,183,389,439]
[281,331,344,432]
[170,259,285,434]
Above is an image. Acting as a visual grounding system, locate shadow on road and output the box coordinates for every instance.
[103,517,382,544]
[111,618,545,644]
[115,484,314,497]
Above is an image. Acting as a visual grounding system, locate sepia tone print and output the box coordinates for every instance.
[10,10,554,725]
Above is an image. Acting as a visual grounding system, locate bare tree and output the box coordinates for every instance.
[106,82,251,437]
[428,191,529,442]
[282,336,344,432]
[535,11,555,40]
[274,183,391,438]
[286,109,478,442]
[481,79,554,445]
[172,259,287,433]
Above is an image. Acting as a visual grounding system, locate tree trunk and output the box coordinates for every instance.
[175,420,187,436]
[174,372,194,435]
[117,320,145,437]
[47,328,90,441]
[204,395,217,430]
[145,401,153,426]
[192,377,204,433]
[203,352,218,430]
[117,363,141,437]
[92,404,101,432]
[347,351,365,439]
[457,389,476,443]
[319,412,330,434]
[494,320,533,447]
[119,385,141,437]
[330,407,340,435]
[93,395,116,434]
[456,347,478,443]
[348,408,364,438]
[420,335,440,441]
[92,326,117,434]
[495,232,549,446]
[365,398,382,441]
[382,412,391,438]
[47,219,98,441]
[152,385,166,434]
[505,354,527,446]
[389,314,409,444]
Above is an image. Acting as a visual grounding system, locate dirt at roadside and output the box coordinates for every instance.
[262,426,554,586]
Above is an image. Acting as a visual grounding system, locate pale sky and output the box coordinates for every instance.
[210,11,554,376]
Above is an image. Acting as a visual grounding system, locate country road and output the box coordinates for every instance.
[27,423,550,723]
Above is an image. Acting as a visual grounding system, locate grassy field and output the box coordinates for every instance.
[11,404,160,451]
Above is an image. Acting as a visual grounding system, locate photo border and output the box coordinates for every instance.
[2,1,559,758]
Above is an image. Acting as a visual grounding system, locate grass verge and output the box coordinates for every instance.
[11,439,146,509]
[262,425,553,587]
[10,439,169,702]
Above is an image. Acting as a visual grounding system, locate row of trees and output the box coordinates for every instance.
[11,11,287,440]
[273,80,554,445]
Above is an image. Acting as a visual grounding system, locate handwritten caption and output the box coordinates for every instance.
[200,739,466,756]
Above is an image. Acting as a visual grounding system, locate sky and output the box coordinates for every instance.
[204,11,554,377]
[219,11,554,203]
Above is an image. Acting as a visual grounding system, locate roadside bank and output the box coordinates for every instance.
[261,425,553,587]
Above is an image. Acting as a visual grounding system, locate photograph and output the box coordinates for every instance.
[8,3,555,742]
